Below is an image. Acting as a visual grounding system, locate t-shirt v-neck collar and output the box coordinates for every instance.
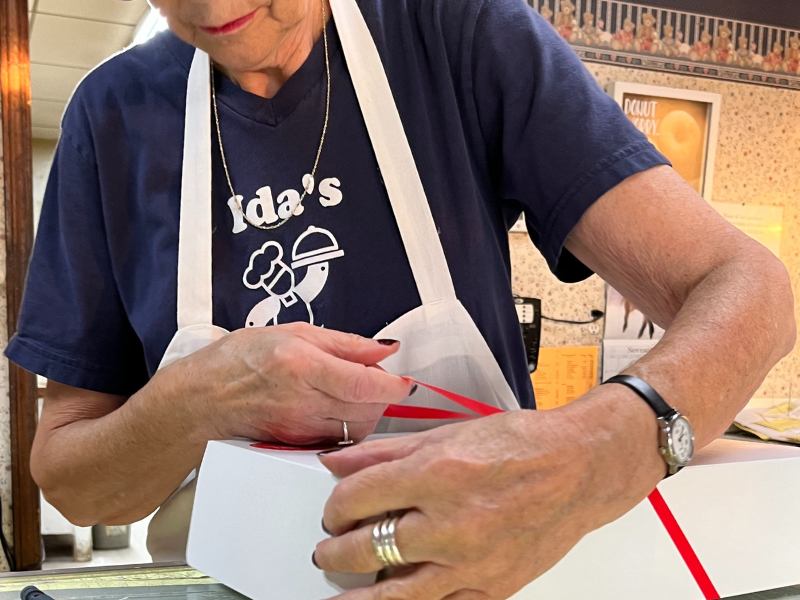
[163,21,340,127]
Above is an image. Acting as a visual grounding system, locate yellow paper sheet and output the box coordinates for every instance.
[531,346,599,411]
[763,402,794,418]
[755,418,800,433]
[735,402,800,444]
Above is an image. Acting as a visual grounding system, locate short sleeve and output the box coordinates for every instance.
[471,0,670,281]
[5,97,149,396]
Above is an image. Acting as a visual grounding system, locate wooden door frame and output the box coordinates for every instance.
[1,0,42,571]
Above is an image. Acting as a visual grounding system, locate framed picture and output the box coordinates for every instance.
[610,82,721,200]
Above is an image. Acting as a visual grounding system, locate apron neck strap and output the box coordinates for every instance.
[329,0,457,304]
[178,50,214,329]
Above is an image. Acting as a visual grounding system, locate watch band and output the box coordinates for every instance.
[604,374,676,419]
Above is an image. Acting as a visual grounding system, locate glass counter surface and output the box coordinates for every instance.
[0,564,796,599]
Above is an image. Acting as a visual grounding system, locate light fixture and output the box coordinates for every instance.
[133,7,168,45]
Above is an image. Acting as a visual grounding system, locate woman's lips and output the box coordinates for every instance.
[200,10,257,36]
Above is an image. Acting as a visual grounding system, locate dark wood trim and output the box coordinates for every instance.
[1,0,42,571]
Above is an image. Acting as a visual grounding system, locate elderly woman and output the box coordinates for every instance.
[6,0,794,598]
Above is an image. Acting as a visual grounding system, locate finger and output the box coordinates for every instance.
[297,391,387,425]
[326,416,382,443]
[318,432,428,478]
[315,511,428,574]
[335,418,382,442]
[258,390,381,445]
[327,563,458,600]
[265,415,360,446]
[306,346,415,404]
[324,460,423,534]
[277,419,382,446]
[442,591,489,600]
[257,387,379,438]
[315,390,389,427]
[283,322,403,364]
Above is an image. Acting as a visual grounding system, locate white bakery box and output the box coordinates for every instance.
[187,437,800,600]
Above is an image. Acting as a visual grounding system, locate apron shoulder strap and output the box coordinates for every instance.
[330,0,457,304]
[178,50,214,328]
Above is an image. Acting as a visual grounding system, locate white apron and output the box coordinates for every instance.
[146,0,521,561]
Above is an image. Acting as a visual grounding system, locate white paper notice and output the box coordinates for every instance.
[602,286,662,380]
[710,201,783,258]
[601,339,658,382]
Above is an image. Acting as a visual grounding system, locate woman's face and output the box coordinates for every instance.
[150,0,317,72]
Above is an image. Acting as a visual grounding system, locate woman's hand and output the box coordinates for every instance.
[313,387,664,599]
[157,322,414,446]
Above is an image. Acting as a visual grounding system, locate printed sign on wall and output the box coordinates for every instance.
[611,82,721,199]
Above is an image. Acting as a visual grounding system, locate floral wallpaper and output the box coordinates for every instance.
[529,0,800,90]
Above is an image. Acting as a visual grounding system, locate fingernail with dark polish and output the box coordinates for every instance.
[408,384,418,396]
[321,518,332,535]
[317,447,343,456]
[312,551,321,569]
[377,339,399,346]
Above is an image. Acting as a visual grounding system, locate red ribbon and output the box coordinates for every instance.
[386,380,505,419]
[648,489,720,599]
[252,379,719,598]
[252,380,500,450]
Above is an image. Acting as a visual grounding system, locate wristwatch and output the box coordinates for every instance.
[604,374,694,477]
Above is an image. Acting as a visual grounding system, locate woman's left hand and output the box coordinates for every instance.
[314,389,662,599]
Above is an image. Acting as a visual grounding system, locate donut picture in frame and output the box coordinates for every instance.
[609,82,721,200]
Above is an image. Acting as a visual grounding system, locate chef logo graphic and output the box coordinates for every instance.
[243,226,344,327]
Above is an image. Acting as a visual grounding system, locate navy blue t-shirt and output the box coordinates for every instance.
[6,0,667,407]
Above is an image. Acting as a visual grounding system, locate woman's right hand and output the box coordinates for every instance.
[160,322,413,445]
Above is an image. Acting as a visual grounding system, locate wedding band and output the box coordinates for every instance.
[338,420,354,446]
[371,517,408,568]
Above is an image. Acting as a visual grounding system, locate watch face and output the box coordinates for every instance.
[670,416,695,464]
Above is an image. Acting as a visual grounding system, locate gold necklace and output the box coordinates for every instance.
[211,0,331,231]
